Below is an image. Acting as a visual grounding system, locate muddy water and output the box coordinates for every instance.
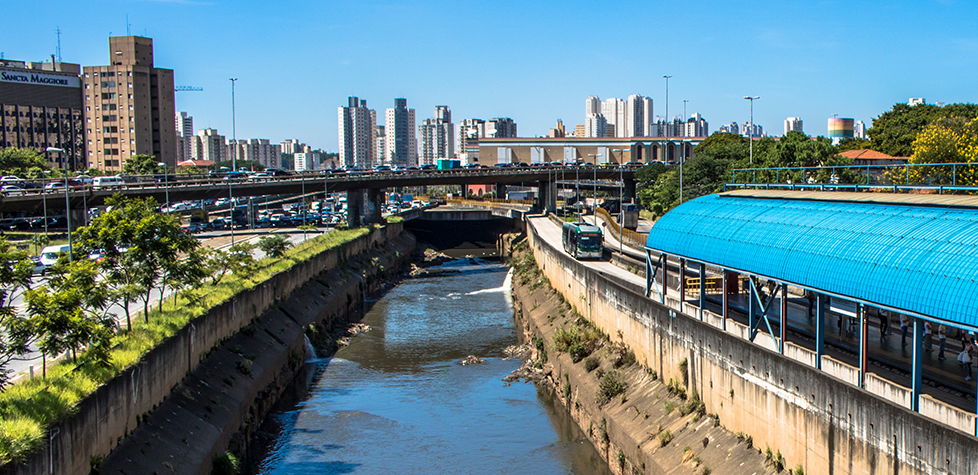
[252,260,611,474]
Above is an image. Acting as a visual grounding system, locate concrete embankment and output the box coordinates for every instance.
[4,224,412,475]
[510,243,774,475]
[519,217,978,475]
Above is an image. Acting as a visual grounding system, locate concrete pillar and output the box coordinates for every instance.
[363,188,383,224]
[538,180,556,214]
[495,183,506,200]
[911,318,923,411]
[698,263,705,321]
[721,271,728,330]
[816,294,824,370]
[346,189,363,227]
[623,178,636,203]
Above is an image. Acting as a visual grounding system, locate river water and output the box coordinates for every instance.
[251,259,611,474]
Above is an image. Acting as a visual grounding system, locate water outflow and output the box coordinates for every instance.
[252,261,610,475]
[303,334,317,362]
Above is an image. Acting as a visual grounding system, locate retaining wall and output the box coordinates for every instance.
[527,219,978,475]
[4,224,404,475]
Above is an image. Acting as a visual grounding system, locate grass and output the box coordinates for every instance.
[0,224,379,467]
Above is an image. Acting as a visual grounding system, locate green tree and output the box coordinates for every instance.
[204,242,257,287]
[0,238,36,388]
[903,116,978,185]
[257,234,292,258]
[0,148,49,177]
[868,103,978,157]
[836,137,872,153]
[121,154,163,176]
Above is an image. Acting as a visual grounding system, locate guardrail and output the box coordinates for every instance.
[595,207,645,248]
[730,162,978,190]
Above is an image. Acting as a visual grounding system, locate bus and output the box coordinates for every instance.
[562,222,603,259]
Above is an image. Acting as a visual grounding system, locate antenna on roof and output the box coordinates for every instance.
[55,26,63,62]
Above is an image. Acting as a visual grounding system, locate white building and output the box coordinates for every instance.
[719,122,740,135]
[784,117,803,136]
[742,122,764,138]
[384,98,416,167]
[585,96,601,116]
[854,120,867,139]
[601,98,626,138]
[485,117,517,138]
[338,96,375,169]
[294,151,320,172]
[193,128,226,164]
[684,113,709,138]
[457,118,485,164]
[584,113,607,138]
[175,112,193,163]
[419,105,454,165]
[626,94,653,137]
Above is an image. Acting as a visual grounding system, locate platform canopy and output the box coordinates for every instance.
[645,190,978,329]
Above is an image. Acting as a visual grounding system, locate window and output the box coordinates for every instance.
[100,81,116,88]
[102,126,118,133]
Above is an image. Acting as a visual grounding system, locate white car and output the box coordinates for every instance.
[1,185,25,195]
[44,182,66,190]
[249,172,271,181]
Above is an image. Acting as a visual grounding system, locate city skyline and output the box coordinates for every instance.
[6,0,976,152]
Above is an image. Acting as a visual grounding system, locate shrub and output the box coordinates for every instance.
[664,402,676,414]
[702,467,712,475]
[213,451,241,475]
[657,429,673,447]
[597,370,627,404]
[584,356,600,372]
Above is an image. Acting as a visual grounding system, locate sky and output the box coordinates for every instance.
[6,0,978,152]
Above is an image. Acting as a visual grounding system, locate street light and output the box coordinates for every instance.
[157,162,169,212]
[663,75,672,163]
[744,96,760,164]
[681,99,688,204]
[42,170,50,235]
[230,78,238,171]
[612,149,627,255]
[45,147,72,262]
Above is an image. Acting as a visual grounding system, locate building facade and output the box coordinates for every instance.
[485,117,517,138]
[192,128,225,164]
[384,98,416,167]
[0,58,85,170]
[683,113,709,138]
[82,36,176,172]
[419,105,454,165]
[602,98,625,138]
[584,113,607,138]
[338,96,375,169]
[784,117,803,136]
[457,118,485,164]
[626,94,653,137]
[175,111,193,163]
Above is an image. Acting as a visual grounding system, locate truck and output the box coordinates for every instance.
[620,203,639,230]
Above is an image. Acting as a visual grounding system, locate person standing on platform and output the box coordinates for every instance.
[900,314,910,347]
[938,324,947,360]
[959,339,975,381]
[806,290,815,318]
[923,321,933,352]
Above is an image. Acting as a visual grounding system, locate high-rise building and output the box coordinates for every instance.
[82,36,176,172]
[373,125,385,164]
[192,128,225,164]
[294,151,320,172]
[584,114,607,138]
[485,117,517,138]
[419,105,454,165]
[585,96,601,116]
[0,58,85,170]
[385,98,416,167]
[683,113,709,138]
[175,111,193,163]
[784,117,803,136]
[457,118,485,164]
[338,96,375,169]
[718,122,740,135]
[854,120,866,139]
[548,120,566,138]
[909,98,926,106]
[602,98,625,137]
[742,122,764,138]
[626,94,653,137]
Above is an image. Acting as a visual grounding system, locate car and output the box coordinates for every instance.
[88,249,107,262]
[581,162,595,169]
[29,256,45,275]
[600,162,619,169]
[249,172,271,181]
[420,164,437,171]
[209,218,228,230]
[223,171,248,181]
[624,161,645,169]
[493,162,512,168]
[264,168,293,177]
[0,176,23,185]
[465,163,483,170]
[269,213,287,227]
[39,244,71,272]
[0,218,30,231]
[44,181,66,190]
[1,185,25,195]
[153,174,177,183]
[373,165,392,173]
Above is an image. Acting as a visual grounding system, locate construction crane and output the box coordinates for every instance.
[175,86,203,92]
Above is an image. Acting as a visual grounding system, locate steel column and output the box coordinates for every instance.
[815,294,824,370]
[859,303,868,388]
[748,278,755,335]
[680,258,686,312]
[911,318,923,411]
[780,284,787,354]
[721,272,728,330]
[699,263,706,321]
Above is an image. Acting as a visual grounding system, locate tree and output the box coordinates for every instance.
[204,242,257,287]
[0,148,49,177]
[904,116,978,186]
[121,154,163,176]
[836,137,872,153]
[868,103,978,157]
[0,238,36,388]
[257,234,292,258]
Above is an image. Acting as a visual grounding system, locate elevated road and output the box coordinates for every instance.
[0,167,637,213]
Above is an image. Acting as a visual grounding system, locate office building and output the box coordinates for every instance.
[0,57,85,170]
[683,113,709,138]
[175,111,193,163]
[294,151,320,172]
[192,128,226,164]
[338,96,375,169]
[458,118,485,164]
[82,36,176,171]
[742,122,764,138]
[584,113,607,138]
[485,117,517,138]
[373,125,385,164]
[718,122,740,135]
[602,98,625,137]
[626,94,653,137]
[548,120,566,138]
[854,120,866,139]
[585,96,601,116]
[419,105,454,165]
[384,98,416,167]
[784,117,803,136]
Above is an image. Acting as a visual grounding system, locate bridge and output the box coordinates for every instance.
[525,187,978,474]
[0,166,637,226]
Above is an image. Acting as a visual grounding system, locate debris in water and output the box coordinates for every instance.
[460,355,485,365]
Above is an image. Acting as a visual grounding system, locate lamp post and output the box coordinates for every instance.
[744,96,760,164]
[681,99,688,204]
[230,78,238,171]
[612,149,627,255]
[663,75,672,163]
[45,147,71,261]
[575,159,582,222]
[588,153,601,211]
[42,170,50,235]
[157,162,169,212]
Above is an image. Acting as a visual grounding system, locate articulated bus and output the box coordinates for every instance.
[561,222,603,259]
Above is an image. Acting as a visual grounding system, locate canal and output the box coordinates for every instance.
[250,259,611,474]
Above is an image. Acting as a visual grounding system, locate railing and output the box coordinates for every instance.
[595,207,645,248]
[730,162,978,191]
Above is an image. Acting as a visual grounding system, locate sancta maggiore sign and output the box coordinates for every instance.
[0,70,80,88]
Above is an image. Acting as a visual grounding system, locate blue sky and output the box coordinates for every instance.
[6,0,977,151]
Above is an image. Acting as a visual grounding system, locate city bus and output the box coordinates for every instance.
[561,222,603,260]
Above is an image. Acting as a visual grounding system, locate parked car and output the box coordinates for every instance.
[38,244,71,273]
[1,185,25,195]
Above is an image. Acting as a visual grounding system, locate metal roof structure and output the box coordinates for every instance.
[645,191,978,329]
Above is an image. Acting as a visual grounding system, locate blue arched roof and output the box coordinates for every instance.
[645,192,978,328]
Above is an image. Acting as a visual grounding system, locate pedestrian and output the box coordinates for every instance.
[878,310,889,339]
[923,321,933,352]
[938,324,947,360]
[900,314,910,347]
[959,339,975,381]
[806,290,815,318]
